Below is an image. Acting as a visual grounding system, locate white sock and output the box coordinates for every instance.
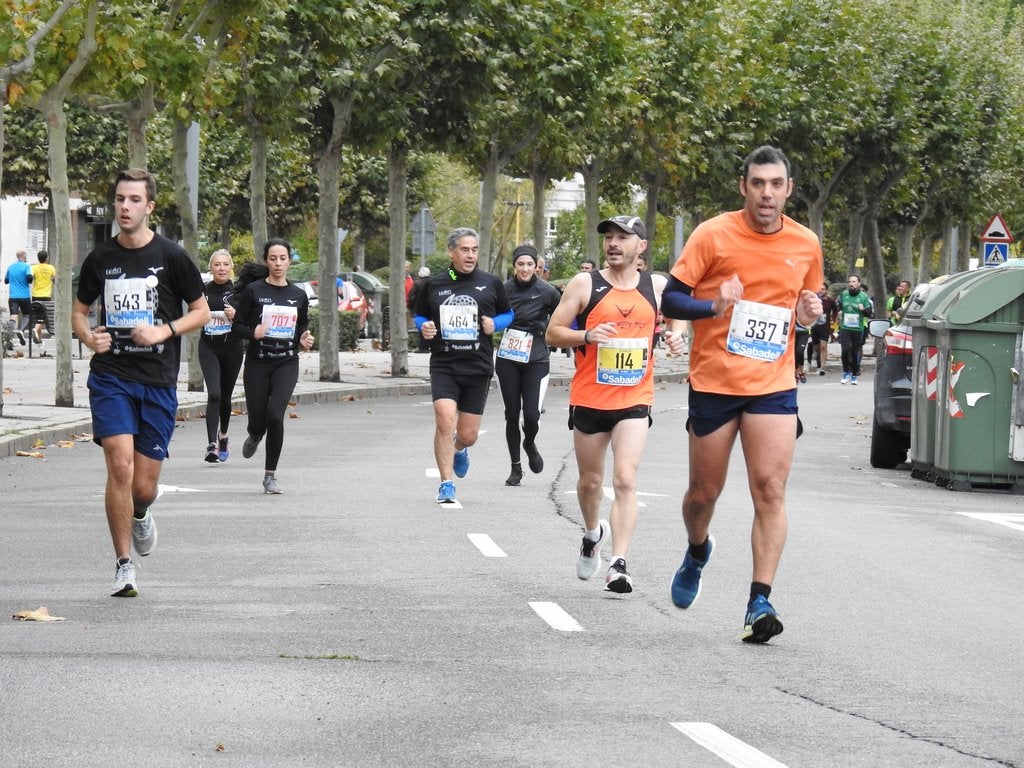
[584,525,601,542]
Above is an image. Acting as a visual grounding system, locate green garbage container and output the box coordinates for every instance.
[905,272,978,482]
[345,271,388,340]
[924,263,1024,492]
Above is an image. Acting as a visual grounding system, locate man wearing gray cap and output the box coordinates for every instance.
[547,215,684,594]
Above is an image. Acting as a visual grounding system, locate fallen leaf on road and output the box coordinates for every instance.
[57,441,76,448]
[288,411,299,419]
[15,450,45,458]
[3,386,13,394]
[71,433,93,442]
[214,743,225,752]
[341,395,357,401]
[13,606,64,621]
[33,438,45,448]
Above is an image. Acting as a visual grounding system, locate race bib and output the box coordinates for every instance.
[496,328,533,363]
[596,337,649,386]
[261,304,298,339]
[439,299,478,341]
[105,277,156,328]
[726,300,791,363]
[842,311,861,328]
[204,311,231,336]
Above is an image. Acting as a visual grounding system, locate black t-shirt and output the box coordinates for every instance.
[201,280,240,342]
[76,233,205,386]
[415,266,511,376]
[231,279,309,363]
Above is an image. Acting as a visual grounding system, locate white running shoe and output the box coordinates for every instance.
[576,520,609,580]
[112,559,138,597]
[132,510,158,557]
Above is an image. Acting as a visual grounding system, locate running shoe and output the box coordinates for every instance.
[132,509,158,557]
[840,373,851,384]
[605,557,634,594]
[576,519,609,580]
[453,447,470,478]
[15,330,25,346]
[670,535,715,609]
[798,373,807,384]
[524,442,544,474]
[205,442,220,463]
[262,475,283,494]
[242,434,261,459]
[32,329,42,344]
[817,368,826,376]
[505,463,523,487]
[218,436,230,462]
[850,375,858,385]
[112,558,138,597]
[741,594,784,643]
[437,480,457,503]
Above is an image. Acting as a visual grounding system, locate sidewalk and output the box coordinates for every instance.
[0,339,692,458]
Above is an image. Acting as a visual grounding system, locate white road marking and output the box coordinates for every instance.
[957,512,1024,533]
[563,488,668,508]
[438,498,463,509]
[529,601,584,632]
[468,533,507,557]
[671,722,788,768]
[426,468,440,478]
[156,484,207,494]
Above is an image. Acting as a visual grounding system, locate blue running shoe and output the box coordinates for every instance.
[453,447,470,478]
[218,436,230,462]
[437,481,457,503]
[741,594,784,643]
[670,535,715,608]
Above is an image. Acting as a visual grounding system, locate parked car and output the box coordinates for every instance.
[866,280,943,468]
[295,279,368,332]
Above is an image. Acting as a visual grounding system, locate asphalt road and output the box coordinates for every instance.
[1,373,1021,767]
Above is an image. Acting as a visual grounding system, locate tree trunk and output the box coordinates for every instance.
[172,117,203,391]
[643,177,660,268]
[530,167,546,255]
[124,85,154,169]
[846,208,865,276]
[387,144,410,376]
[41,100,76,406]
[940,219,955,275]
[352,237,365,271]
[917,235,935,284]
[580,157,602,263]
[958,220,972,272]
[865,216,887,326]
[248,121,269,258]
[315,94,352,382]
[478,146,500,271]
[896,223,915,282]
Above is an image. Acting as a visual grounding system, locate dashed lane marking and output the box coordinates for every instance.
[529,601,584,632]
[671,722,788,768]
[467,533,506,557]
[957,512,1024,533]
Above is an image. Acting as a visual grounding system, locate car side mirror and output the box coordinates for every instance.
[868,319,891,338]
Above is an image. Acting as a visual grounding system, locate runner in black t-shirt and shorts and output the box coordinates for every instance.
[72,169,210,598]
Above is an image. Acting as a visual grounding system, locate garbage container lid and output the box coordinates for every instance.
[944,266,1024,325]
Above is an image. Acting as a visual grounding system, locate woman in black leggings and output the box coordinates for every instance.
[230,238,314,494]
[495,244,563,486]
[199,249,244,462]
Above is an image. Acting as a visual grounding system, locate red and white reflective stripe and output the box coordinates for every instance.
[925,346,938,401]
[947,359,965,419]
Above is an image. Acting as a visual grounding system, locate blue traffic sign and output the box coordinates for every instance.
[983,241,1008,267]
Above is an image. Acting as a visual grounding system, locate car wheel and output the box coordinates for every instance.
[870,415,908,469]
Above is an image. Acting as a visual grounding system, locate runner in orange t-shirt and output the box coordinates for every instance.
[547,215,684,595]
[661,146,824,644]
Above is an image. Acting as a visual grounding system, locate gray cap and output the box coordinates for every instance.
[597,215,647,239]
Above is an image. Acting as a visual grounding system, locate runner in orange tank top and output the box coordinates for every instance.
[546,215,684,594]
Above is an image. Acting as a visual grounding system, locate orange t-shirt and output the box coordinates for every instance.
[671,210,823,396]
[570,272,657,410]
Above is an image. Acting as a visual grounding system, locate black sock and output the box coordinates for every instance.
[687,537,710,562]
[117,556,131,566]
[749,582,772,605]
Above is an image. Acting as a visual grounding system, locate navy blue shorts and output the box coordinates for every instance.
[430,369,492,415]
[568,404,652,435]
[686,387,800,438]
[88,371,178,460]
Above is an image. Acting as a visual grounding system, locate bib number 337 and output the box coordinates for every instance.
[726,300,791,363]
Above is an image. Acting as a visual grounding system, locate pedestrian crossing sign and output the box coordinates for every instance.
[983,241,1008,267]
